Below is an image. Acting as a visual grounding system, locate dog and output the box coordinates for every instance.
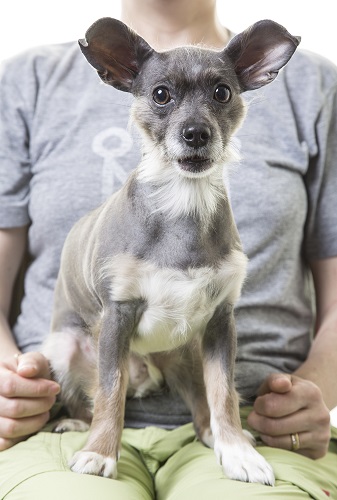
[42,18,300,485]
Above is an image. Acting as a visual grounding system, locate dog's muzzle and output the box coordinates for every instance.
[178,123,214,173]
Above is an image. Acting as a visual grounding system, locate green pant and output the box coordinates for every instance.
[0,408,336,500]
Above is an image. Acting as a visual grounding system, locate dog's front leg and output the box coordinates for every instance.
[69,301,138,478]
[202,304,275,485]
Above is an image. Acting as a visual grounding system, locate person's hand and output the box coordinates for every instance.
[247,373,331,459]
[0,352,60,451]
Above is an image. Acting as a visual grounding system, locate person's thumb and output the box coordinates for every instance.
[16,351,52,379]
[257,372,292,396]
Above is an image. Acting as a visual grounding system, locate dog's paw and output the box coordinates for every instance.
[215,441,275,486]
[69,451,117,478]
[52,418,90,433]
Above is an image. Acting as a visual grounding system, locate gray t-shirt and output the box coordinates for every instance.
[1,41,337,427]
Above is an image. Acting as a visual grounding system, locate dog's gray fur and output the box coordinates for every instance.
[42,18,300,484]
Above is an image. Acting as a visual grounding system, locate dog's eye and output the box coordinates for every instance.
[153,87,171,105]
[214,85,231,103]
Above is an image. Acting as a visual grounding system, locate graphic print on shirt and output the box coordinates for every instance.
[92,127,133,201]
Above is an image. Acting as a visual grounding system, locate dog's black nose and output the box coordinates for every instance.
[182,124,211,148]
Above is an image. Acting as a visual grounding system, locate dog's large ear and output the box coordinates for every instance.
[225,20,300,91]
[78,17,154,92]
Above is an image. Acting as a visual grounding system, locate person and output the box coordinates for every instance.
[0,0,336,498]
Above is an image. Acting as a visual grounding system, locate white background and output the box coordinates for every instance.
[1,1,336,425]
[0,0,336,65]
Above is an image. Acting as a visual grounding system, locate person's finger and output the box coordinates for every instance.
[248,407,311,436]
[0,394,57,419]
[260,431,304,451]
[0,372,60,399]
[0,411,50,440]
[253,390,303,418]
[260,431,330,459]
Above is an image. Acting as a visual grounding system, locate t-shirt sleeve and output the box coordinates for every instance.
[0,57,33,228]
[304,83,337,259]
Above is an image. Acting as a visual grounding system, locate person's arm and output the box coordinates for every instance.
[247,256,337,459]
[0,227,60,451]
[0,227,27,357]
[295,256,337,409]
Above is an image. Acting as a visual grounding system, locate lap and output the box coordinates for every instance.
[0,410,336,500]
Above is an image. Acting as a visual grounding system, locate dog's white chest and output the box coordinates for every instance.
[104,251,247,355]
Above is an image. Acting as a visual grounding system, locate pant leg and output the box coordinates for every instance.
[154,410,337,500]
[0,429,154,500]
[155,440,337,500]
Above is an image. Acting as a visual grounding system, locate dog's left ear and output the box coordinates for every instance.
[225,19,301,91]
[79,18,154,92]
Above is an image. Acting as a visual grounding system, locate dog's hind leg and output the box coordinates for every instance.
[41,327,96,426]
[202,304,275,486]
[152,345,213,448]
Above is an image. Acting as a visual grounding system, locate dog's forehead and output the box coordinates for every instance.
[140,46,237,88]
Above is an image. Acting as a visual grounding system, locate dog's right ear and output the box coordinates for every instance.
[79,18,154,92]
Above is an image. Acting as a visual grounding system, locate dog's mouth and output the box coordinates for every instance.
[177,156,213,173]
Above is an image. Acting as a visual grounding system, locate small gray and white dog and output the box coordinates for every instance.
[42,18,300,484]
